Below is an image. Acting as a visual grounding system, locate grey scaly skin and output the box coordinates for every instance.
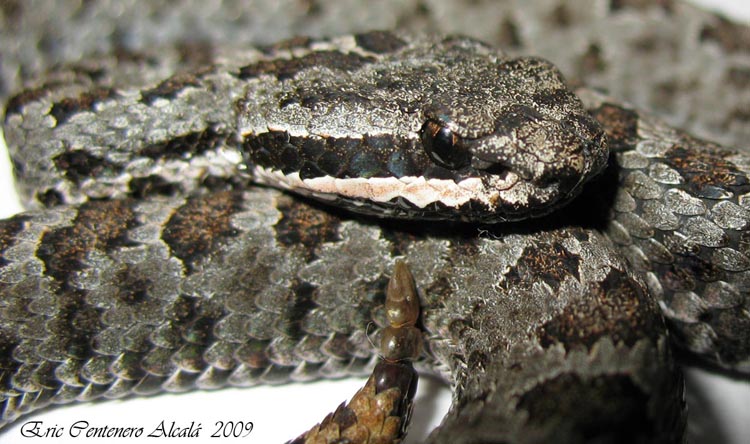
[0,0,742,444]
[0,188,686,442]
[0,34,728,442]
[2,0,749,150]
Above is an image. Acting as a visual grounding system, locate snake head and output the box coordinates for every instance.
[413,54,609,222]
[241,33,608,223]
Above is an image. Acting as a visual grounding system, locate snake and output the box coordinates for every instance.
[0,0,749,443]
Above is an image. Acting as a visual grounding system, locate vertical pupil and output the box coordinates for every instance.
[421,121,470,170]
[434,127,453,151]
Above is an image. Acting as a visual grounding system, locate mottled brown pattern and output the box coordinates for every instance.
[111,265,152,305]
[503,241,580,291]
[0,215,27,267]
[273,196,340,261]
[4,85,56,118]
[36,200,136,284]
[161,192,243,273]
[538,269,662,349]
[664,145,750,195]
[237,51,375,81]
[591,103,639,151]
[662,253,725,291]
[700,16,750,53]
[497,17,522,49]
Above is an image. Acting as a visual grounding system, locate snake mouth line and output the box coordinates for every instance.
[251,165,573,222]
[251,165,514,210]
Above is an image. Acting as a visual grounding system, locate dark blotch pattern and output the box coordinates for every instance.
[138,128,231,160]
[53,149,111,185]
[0,327,21,381]
[36,189,64,207]
[4,85,56,119]
[592,103,640,151]
[706,307,750,367]
[354,31,406,54]
[700,16,750,53]
[129,175,178,199]
[273,195,340,262]
[664,145,750,197]
[517,373,653,442]
[140,69,212,104]
[0,215,28,267]
[49,88,118,124]
[610,0,674,13]
[284,280,318,339]
[161,191,243,273]
[537,269,662,349]
[577,43,607,77]
[279,88,371,110]
[237,51,375,81]
[549,4,572,27]
[0,0,23,24]
[727,67,750,89]
[503,241,580,292]
[46,290,103,361]
[175,42,217,68]
[112,266,152,305]
[36,200,137,285]
[497,17,522,48]
[662,253,724,292]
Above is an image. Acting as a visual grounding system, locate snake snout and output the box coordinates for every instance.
[461,110,608,221]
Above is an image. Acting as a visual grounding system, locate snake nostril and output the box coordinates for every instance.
[484,163,509,179]
[472,157,512,179]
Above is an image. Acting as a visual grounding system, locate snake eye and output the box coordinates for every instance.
[420,120,471,170]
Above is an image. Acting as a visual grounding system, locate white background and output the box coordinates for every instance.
[0,1,748,443]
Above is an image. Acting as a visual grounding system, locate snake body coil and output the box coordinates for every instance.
[1,1,749,442]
